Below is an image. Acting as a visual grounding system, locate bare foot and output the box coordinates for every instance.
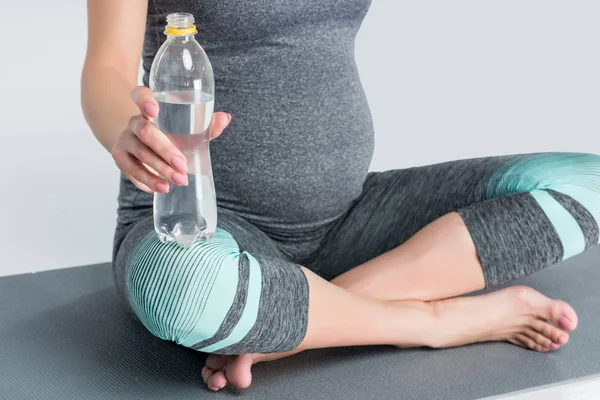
[201,354,254,391]
[202,347,303,391]
[426,285,578,352]
[202,285,578,391]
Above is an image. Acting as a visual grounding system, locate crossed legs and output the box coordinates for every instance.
[202,212,578,390]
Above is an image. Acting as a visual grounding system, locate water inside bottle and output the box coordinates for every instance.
[153,91,217,247]
[154,91,214,136]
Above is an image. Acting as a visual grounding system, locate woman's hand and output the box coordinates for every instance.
[111,86,231,194]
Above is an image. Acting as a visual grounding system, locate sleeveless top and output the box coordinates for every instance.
[117,0,374,237]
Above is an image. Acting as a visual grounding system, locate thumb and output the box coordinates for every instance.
[210,112,231,140]
[131,86,159,119]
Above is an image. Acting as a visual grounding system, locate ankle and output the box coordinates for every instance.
[391,300,441,348]
[421,302,446,348]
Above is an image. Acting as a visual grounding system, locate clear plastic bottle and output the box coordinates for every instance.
[149,12,217,248]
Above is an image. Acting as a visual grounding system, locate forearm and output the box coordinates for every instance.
[81,62,140,152]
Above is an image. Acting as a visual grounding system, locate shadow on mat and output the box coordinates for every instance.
[9,287,217,396]
[8,286,400,397]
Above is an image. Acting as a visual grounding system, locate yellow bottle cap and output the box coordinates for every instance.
[165,25,197,35]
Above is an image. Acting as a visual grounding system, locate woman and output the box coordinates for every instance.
[82,0,599,392]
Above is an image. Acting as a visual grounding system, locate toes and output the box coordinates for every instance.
[558,315,577,332]
[507,337,524,348]
[205,354,228,370]
[201,366,215,383]
[524,328,553,349]
[207,370,228,392]
[530,320,569,346]
[204,354,254,391]
[546,300,578,331]
[226,354,253,389]
[520,287,578,332]
[514,333,548,352]
[204,355,229,391]
[557,334,569,345]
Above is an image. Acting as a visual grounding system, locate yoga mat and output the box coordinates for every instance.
[1,248,599,399]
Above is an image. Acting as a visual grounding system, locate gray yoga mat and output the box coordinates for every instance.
[1,248,599,400]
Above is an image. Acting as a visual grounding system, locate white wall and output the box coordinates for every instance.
[357,1,599,171]
[0,1,119,276]
[0,1,598,276]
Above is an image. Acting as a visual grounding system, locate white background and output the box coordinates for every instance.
[0,1,598,276]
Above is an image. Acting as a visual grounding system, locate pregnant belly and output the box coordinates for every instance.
[210,88,374,228]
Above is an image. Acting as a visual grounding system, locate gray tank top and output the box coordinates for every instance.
[117,0,374,237]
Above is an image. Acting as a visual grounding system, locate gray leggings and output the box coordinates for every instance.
[113,153,600,355]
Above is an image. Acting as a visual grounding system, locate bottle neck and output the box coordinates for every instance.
[166,34,194,43]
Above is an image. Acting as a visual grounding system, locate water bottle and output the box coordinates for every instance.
[149,12,217,248]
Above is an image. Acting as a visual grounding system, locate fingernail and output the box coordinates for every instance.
[144,103,158,117]
[226,113,232,125]
[171,156,187,172]
[172,172,189,186]
[156,182,169,193]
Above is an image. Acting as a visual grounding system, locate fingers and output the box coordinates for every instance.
[131,86,159,119]
[129,116,188,174]
[125,87,230,194]
[210,112,231,140]
[126,137,189,186]
[112,147,170,194]
[132,85,231,139]
[132,85,230,140]
[129,176,154,194]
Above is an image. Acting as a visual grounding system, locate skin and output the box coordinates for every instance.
[201,213,577,391]
[82,0,579,393]
[81,0,230,193]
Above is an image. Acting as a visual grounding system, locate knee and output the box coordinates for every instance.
[552,152,600,182]
[538,153,600,209]
[487,152,600,194]
[125,229,247,350]
[125,228,310,355]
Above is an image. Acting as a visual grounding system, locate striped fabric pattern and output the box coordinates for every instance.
[480,153,600,260]
[125,228,262,352]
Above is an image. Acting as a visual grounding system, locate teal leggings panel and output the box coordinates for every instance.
[479,153,600,260]
[303,152,600,286]
[113,152,600,355]
[115,215,309,355]
[126,228,249,347]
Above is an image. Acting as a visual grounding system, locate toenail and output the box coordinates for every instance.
[559,316,572,328]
